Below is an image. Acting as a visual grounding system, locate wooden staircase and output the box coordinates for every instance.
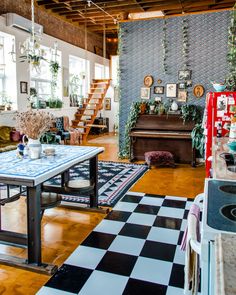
[71,79,111,142]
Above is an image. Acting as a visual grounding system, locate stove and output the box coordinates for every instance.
[207,179,236,232]
[201,178,236,295]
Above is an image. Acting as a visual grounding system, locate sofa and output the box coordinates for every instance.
[0,126,20,152]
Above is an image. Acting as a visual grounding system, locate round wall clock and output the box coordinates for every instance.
[193,84,205,98]
[144,75,154,87]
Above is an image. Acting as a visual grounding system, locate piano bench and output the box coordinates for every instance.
[144,151,175,168]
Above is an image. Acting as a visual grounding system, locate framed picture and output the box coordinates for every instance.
[114,86,119,102]
[141,87,150,99]
[104,97,111,110]
[177,90,187,102]
[178,70,191,80]
[154,86,164,94]
[179,82,186,89]
[166,83,177,98]
[143,75,154,87]
[20,81,28,94]
[186,80,192,87]
[62,67,69,97]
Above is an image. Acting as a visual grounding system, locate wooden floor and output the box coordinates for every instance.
[0,133,205,294]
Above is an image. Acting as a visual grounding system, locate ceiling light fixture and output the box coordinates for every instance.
[18,0,45,71]
[87,0,117,26]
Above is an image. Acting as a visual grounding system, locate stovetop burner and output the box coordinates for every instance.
[207,180,236,233]
[221,204,236,221]
[219,185,236,194]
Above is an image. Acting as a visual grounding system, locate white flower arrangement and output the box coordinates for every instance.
[15,110,55,139]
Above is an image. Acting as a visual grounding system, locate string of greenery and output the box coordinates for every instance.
[162,19,168,74]
[225,4,236,91]
[119,101,149,158]
[182,18,190,69]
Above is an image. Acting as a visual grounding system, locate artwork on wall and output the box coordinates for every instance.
[104,97,111,110]
[157,79,162,84]
[193,84,205,98]
[178,70,191,80]
[186,80,192,87]
[62,67,69,97]
[179,82,186,89]
[141,87,150,99]
[114,86,119,102]
[166,83,177,98]
[154,86,164,94]
[177,90,188,102]
[20,81,28,94]
[143,75,154,87]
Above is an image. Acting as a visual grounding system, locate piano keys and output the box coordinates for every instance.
[129,114,196,166]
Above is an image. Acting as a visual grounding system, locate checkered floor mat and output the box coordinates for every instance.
[37,192,196,295]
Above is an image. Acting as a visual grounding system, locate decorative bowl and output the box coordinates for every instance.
[227,141,236,152]
[212,83,226,92]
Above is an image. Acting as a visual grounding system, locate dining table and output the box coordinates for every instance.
[0,144,104,274]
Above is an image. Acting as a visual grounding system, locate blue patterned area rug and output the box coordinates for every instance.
[48,161,148,207]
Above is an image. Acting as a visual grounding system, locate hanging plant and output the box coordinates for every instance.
[119,101,150,158]
[162,19,168,74]
[225,4,236,91]
[182,18,190,69]
[49,60,60,100]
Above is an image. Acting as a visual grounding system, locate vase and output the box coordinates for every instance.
[23,136,42,159]
[171,101,178,111]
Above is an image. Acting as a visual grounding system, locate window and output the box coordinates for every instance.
[0,32,17,109]
[30,45,62,101]
[69,55,90,98]
[111,55,119,87]
[95,63,109,80]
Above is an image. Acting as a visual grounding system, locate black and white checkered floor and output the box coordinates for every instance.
[37,192,194,295]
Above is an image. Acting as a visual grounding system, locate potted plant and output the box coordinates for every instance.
[191,123,205,157]
[181,104,202,124]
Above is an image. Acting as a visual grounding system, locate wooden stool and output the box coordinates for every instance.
[65,179,96,208]
[144,151,175,168]
[65,179,94,194]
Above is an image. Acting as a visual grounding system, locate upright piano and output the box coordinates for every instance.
[129,114,196,166]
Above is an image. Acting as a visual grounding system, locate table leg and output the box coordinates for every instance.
[27,185,42,265]
[89,155,98,208]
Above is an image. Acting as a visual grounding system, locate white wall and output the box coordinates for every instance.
[0,15,118,130]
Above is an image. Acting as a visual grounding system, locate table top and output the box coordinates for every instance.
[0,145,104,186]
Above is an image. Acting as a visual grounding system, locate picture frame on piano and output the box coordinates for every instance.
[141,87,150,99]
[166,83,177,98]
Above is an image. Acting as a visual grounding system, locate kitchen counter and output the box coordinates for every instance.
[212,137,236,180]
[215,233,236,295]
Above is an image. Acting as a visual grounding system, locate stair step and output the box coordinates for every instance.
[86,124,107,128]
[93,79,110,83]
